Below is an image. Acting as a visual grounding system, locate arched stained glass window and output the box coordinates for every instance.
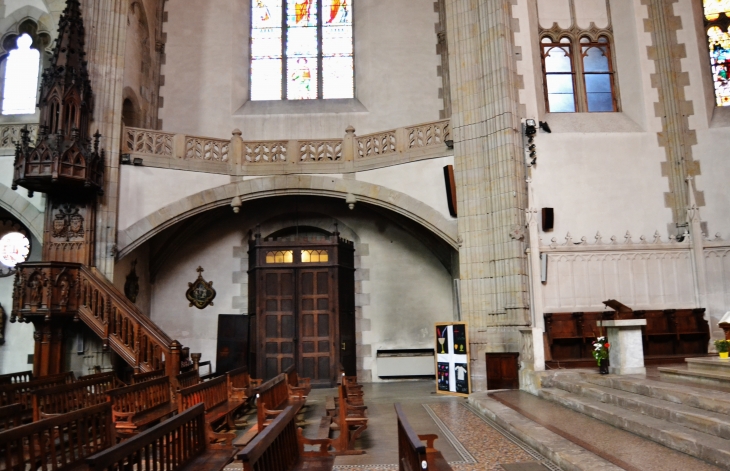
[2,34,40,115]
[704,0,730,106]
[251,0,353,101]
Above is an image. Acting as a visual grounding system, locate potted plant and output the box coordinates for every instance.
[714,339,730,359]
[592,336,610,374]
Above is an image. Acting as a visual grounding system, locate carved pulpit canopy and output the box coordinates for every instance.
[11,0,104,198]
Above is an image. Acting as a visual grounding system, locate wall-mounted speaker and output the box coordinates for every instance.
[443,165,457,217]
[541,208,554,231]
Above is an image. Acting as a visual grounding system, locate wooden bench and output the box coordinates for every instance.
[331,383,367,455]
[0,371,75,409]
[233,373,305,447]
[0,402,114,471]
[0,404,23,431]
[238,405,333,471]
[177,369,201,389]
[0,370,33,385]
[178,375,245,448]
[284,364,312,397]
[107,375,176,437]
[395,403,453,471]
[131,368,165,384]
[228,366,261,401]
[86,403,236,471]
[31,372,116,421]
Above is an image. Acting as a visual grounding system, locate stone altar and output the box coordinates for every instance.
[598,319,647,375]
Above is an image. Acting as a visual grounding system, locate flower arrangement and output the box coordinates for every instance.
[714,339,730,353]
[592,336,610,365]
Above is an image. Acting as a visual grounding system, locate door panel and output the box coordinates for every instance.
[299,269,333,383]
[486,353,519,390]
[260,270,295,380]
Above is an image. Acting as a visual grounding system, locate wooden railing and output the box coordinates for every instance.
[11,262,183,376]
[131,368,165,384]
[122,119,451,176]
[86,403,209,471]
[31,372,116,421]
[0,371,32,385]
[0,372,75,408]
[0,402,114,471]
[0,404,23,431]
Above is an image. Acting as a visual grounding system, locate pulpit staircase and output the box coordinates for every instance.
[12,262,184,376]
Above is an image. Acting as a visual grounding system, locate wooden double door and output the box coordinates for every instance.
[249,232,355,387]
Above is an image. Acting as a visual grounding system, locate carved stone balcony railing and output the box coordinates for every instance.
[122,119,451,176]
[11,262,181,374]
[0,123,39,149]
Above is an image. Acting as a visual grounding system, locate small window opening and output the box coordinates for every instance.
[2,34,40,115]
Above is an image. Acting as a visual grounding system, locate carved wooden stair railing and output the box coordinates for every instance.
[11,262,182,375]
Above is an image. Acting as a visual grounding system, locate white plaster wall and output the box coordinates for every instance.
[148,204,453,375]
[113,243,153,316]
[0,154,46,212]
[118,166,230,231]
[357,217,453,379]
[159,0,442,139]
[355,156,455,221]
[0,232,40,375]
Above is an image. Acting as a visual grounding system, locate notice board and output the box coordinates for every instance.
[435,322,471,396]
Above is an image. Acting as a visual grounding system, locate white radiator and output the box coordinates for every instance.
[376,349,435,377]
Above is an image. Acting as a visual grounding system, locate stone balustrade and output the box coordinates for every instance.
[0,123,38,149]
[119,120,451,175]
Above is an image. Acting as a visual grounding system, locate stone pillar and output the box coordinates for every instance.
[445,0,530,391]
[81,0,129,278]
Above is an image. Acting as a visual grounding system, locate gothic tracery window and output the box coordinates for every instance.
[704,0,730,106]
[2,33,40,115]
[250,0,354,101]
[540,34,617,113]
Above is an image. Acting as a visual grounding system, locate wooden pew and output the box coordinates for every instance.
[0,370,33,385]
[178,375,245,447]
[0,371,75,408]
[284,364,312,397]
[228,366,261,401]
[234,373,305,447]
[331,383,367,455]
[86,403,236,471]
[177,369,201,389]
[0,402,114,471]
[107,376,176,437]
[0,404,23,431]
[238,405,333,471]
[131,367,165,384]
[395,403,453,471]
[31,372,116,421]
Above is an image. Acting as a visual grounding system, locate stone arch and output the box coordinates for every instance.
[0,183,43,242]
[117,175,458,259]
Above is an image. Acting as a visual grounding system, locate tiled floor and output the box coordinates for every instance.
[297,381,554,471]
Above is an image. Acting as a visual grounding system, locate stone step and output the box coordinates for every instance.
[659,366,730,389]
[538,387,730,469]
[687,357,730,374]
[581,373,730,416]
[467,392,623,471]
[547,376,730,439]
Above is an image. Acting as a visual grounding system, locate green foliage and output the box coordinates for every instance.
[714,339,730,353]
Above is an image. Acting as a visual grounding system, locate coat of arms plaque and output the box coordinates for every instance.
[186,266,216,309]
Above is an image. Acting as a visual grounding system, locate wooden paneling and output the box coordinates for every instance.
[485,353,519,390]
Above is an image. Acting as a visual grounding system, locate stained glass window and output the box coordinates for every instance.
[704,0,730,106]
[0,232,30,268]
[251,0,353,100]
[2,34,40,115]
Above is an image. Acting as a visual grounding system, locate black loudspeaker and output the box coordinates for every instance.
[541,208,554,231]
[443,165,458,217]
